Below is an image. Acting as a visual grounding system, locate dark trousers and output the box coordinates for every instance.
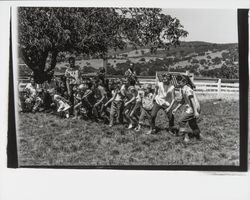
[93,102,109,120]
[178,112,200,134]
[43,91,53,110]
[125,102,140,125]
[110,101,124,125]
[150,102,174,130]
[139,107,151,124]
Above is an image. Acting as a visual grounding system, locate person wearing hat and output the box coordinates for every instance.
[170,75,201,143]
[147,73,176,134]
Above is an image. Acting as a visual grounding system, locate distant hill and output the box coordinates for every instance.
[19,41,239,79]
[106,41,239,78]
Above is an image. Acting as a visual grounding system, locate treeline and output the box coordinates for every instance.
[104,56,239,79]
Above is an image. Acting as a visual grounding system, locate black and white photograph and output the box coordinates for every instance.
[0,1,249,200]
[13,7,245,168]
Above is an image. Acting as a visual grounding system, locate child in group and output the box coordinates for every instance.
[107,79,115,99]
[135,84,155,132]
[65,57,81,114]
[32,88,44,112]
[50,89,71,118]
[105,79,127,127]
[81,82,96,120]
[124,85,139,129]
[73,84,87,119]
[148,73,176,135]
[92,79,109,122]
[171,75,201,143]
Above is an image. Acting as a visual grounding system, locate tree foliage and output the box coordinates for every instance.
[19,7,188,83]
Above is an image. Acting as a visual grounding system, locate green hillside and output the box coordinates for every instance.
[19,41,239,79]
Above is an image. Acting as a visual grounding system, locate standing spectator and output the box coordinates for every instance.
[124,63,140,86]
[65,56,81,112]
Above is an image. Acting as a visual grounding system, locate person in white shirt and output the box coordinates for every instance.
[148,73,176,134]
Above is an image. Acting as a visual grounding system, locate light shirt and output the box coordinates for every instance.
[181,85,200,114]
[25,83,38,98]
[142,92,154,110]
[114,85,126,101]
[53,94,70,112]
[136,90,144,103]
[65,66,80,85]
[154,82,175,107]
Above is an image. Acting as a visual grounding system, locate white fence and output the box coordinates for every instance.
[194,79,239,95]
[19,75,239,98]
[139,78,239,97]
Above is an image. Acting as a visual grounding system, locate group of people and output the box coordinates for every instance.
[19,57,201,143]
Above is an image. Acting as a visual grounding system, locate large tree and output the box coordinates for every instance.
[18,7,188,83]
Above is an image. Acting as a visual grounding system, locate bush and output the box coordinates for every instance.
[199,59,206,65]
[212,57,222,65]
[191,59,199,64]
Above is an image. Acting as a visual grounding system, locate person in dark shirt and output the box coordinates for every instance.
[124,63,140,86]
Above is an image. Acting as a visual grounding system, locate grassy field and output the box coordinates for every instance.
[17,100,239,166]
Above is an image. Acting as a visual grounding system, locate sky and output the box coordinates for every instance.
[162,9,238,43]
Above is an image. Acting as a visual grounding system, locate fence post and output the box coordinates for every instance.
[217,78,221,98]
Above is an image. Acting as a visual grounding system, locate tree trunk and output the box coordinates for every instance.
[21,48,58,84]
[103,56,108,75]
[47,51,58,72]
[103,57,108,75]
[32,51,50,84]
